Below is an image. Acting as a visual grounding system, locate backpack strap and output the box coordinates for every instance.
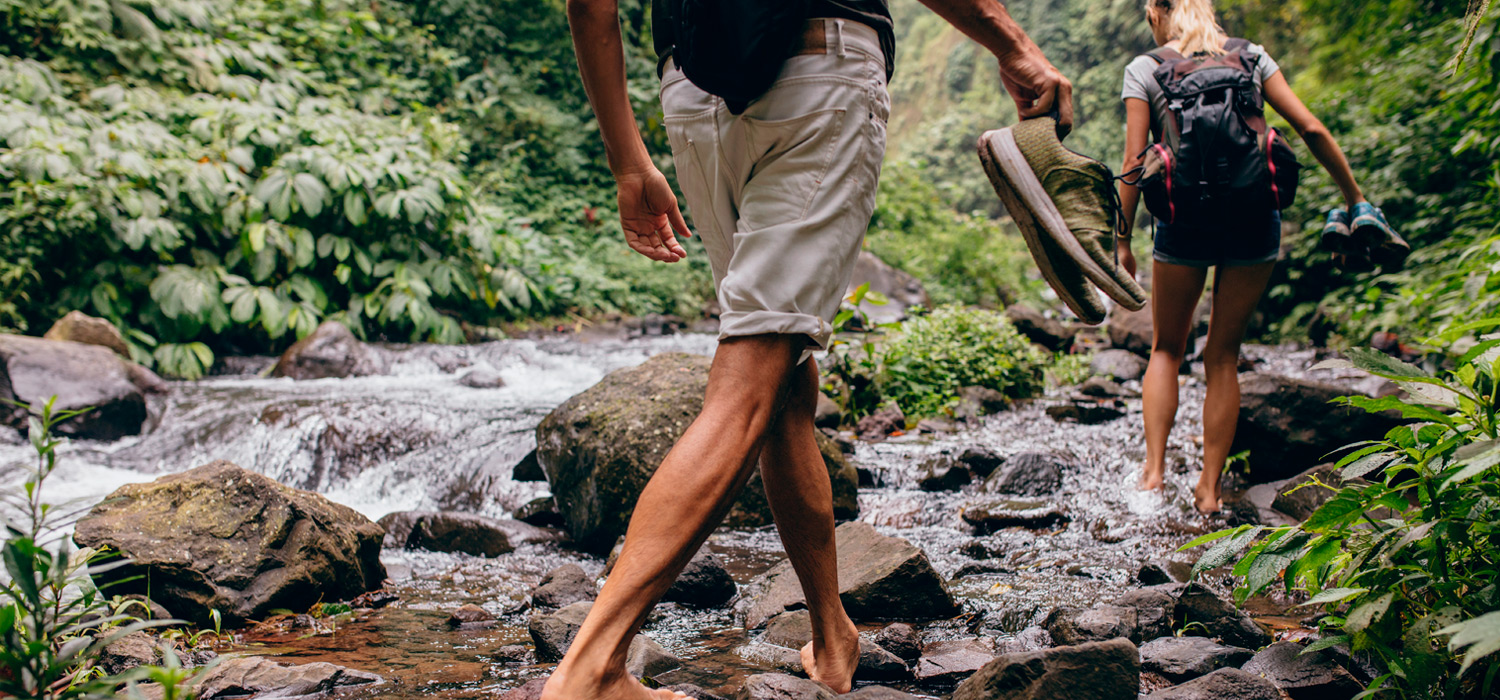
[1143,46,1186,64]
[1223,37,1252,53]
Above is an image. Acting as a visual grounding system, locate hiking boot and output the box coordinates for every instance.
[1320,208,1353,254]
[1350,202,1410,270]
[978,117,1147,324]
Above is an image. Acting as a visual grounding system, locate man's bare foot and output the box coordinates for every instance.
[540,666,689,700]
[1137,464,1164,492]
[799,618,861,694]
[1193,481,1222,515]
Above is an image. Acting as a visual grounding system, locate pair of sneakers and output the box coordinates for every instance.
[977,117,1146,325]
[1321,202,1409,271]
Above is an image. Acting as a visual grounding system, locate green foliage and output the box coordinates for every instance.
[1046,351,1094,387]
[0,398,199,699]
[824,306,1051,421]
[1183,319,1500,699]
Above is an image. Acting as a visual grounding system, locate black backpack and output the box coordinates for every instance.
[1134,39,1300,227]
[668,0,809,114]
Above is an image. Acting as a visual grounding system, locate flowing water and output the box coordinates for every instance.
[1,332,1333,698]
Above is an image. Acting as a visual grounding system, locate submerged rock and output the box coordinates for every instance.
[983,452,1066,496]
[914,638,995,684]
[875,622,923,661]
[531,563,597,609]
[459,368,506,388]
[1142,667,1280,700]
[1231,372,1404,483]
[1240,641,1362,700]
[1140,636,1253,682]
[271,320,389,380]
[919,455,973,492]
[950,638,1140,700]
[535,353,858,551]
[738,522,959,630]
[664,547,737,608]
[957,446,1005,477]
[73,461,384,626]
[446,604,495,629]
[0,334,153,440]
[961,499,1069,533]
[528,602,680,677]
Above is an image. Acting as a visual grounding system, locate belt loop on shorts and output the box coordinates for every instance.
[833,19,847,58]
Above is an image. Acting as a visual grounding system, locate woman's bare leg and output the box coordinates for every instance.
[1139,260,1208,491]
[1197,262,1276,514]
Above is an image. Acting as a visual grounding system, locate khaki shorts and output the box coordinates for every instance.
[661,20,889,353]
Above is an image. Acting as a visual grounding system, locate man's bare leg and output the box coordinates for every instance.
[541,335,805,700]
[759,360,860,692]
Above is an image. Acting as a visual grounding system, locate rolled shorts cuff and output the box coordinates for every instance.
[1152,249,1280,268]
[718,310,834,353]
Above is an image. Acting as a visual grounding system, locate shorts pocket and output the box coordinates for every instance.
[737,107,848,229]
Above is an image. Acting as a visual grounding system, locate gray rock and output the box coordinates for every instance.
[512,449,546,481]
[995,626,1052,655]
[1045,400,1126,425]
[492,645,532,664]
[1045,604,1140,645]
[190,656,381,699]
[536,353,858,551]
[919,456,972,492]
[984,452,1065,496]
[271,320,389,380]
[666,684,729,700]
[1231,372,1405,483]
[499,678,547,700]
[875,622,922,661]
[531,563,597,609]
[1175,583,1271,649]
[1136,560,1192,585]
[1110,588,1176,643]
[528,602,680,676]
[763,610,813,649]
[953,385,1010,420]
[739,673,837,700]
[513,496,566,528]
[961,499,1069,533]
[1142,668,1280,700]
[845,688,919,700]
[951,638,1140,700]
[379,510,561,554]
[0,334,151,440]
[1006,305,1076,352]
[757,611,911,681]
[858,640,912,681]
[459,369,506,388]
[815,393,842,429]
[914,638,994,684]
[1108,306,1154,358]
[958,446,1005,477]
[1140,636,1253,682]
[446,604,495,628]
[99,631,158,675]
[737,522,959,629]
[73,461,384,627]
[857,403,907,441]
[1091,349,1147,382]
[1240,641,1362,700]
[665,547,737,608]
[1078,376,1136,398]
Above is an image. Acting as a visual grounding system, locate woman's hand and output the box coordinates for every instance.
[1119,240,1138,279]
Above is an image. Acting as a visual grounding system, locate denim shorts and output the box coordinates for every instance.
[1152,210,1282,268]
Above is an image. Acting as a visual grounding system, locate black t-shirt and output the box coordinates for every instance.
[651,0,895,79]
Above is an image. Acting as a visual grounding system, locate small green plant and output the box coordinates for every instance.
[1181,318,1500,699]
[0,398,199,699]
[1046,352,1094,388]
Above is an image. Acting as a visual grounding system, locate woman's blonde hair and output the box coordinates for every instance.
[1149,0,1227,56]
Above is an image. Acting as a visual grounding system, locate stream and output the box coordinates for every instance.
[5,331,1328,698]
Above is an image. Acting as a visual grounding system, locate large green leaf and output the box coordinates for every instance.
[1442,610,1500,676]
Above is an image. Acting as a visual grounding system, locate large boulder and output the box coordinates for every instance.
[271,321,389,380]
[536,353,858,552]
[73,461,386,626]
[0,334,153,440]
[848,251,930,326]
[950,638,1140,700]
[1231,373,1404,482]
[737,522,959,629]
[43,311,131,358]
[1240,641,1362,700]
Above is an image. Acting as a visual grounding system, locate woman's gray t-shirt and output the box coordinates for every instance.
[1121,42,1280,150]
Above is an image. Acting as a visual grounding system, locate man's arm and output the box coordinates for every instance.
[567,0,691,262]
[916,0,1074,134]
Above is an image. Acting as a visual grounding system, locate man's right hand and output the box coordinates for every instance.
[998,49,1074,137]
[617,168,693,263]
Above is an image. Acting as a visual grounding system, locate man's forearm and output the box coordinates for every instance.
[567,0,652,178]
[915,0,1041,60]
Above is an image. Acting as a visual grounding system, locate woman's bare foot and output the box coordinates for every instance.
[1193,481,1222,515]
[799,618,861,694]
[1137,463,1164,492]
[540,666,689,700]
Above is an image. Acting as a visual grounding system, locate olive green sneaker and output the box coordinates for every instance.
[979,117,1147,323]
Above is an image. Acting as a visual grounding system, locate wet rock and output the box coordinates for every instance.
[815,393,842,429]
[823,428,857,455]
[1323,642,1383,685]
[499,678,547,700]
[1240,641,1362,699]
[914,638,995,684]
[0,334,150,440]
[1045,604,1140,645]
[73,461,384,627]
[44,311,131,358]
[1108,305,1154,358]
[983,452,1065,496]
[950,638,1140,700]
[536,353,858,551]
[529,601,680,676]
[626,635,683,679]
[857,465,881,487]
[919,456,973,492]
[995,626,1052,655]
[1137,560,1192,585]
[849,251,931,326]
[667,684,730,700]
[1091,349,1147,382]
[270,320,389,380]
[1272,463,1347,521]
[459,368,506,388]
[875,622,922,661]
[447,603,496,629]
[378,511,507,556]
[740,641,804,673]
[845,688,919,700]
[513,449,546,481]
[1175,583,1271,649]
[513,496,567,528]
[953,385,1011,421]
[763,610,814,648]
[626,314,684,337]
[492,645,532,664]
[916,417,959,434]
[665,548,737,608]
[740,673,836,700]
[531,563,597,609]
[350,590,399,609]
[1045,400,1126,425]
[1231,372,1404,483]
[1006,305,1076,352]
[190,656,381,699]
[738,522,959,630]
[1109,588,1175,642]
[1140,636,1253,682]
[961,499,1069,533]
[99,631,158,675]
[1077,376,1135,398]
[957,446,1005,477]
[857,403,907,441]
[1230,481,1299,527]
[1143,668,1279,700]
[858,641,913,681]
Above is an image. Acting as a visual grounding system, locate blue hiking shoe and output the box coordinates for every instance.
[1350,202,1410,270]
[1320,208,1353,254]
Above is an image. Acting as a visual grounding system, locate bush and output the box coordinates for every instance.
[1183,318,1500,699]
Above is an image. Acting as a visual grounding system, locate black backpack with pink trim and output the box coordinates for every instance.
[1134,39,1300,227]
